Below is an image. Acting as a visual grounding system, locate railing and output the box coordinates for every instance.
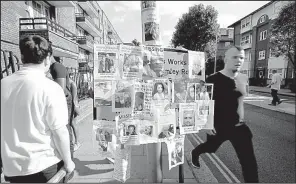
[1,50,21,80]
[75,13,100,31]
[76,35,94,44]
[19,17,77,40]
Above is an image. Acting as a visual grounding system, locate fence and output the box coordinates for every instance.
[1,49,93,100]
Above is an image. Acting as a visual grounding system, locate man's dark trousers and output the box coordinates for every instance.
[192,124,259,183]
[271,89,280,105]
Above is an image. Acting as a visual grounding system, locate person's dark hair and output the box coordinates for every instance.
[54,56,61,63]
[19,35,52,64]
[128,125,136,132]
[155,82,164,93]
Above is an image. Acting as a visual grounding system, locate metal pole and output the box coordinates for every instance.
[213,32,218,73]
[141,1,163,183]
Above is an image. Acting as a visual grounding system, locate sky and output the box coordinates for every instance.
[99,1,270,46]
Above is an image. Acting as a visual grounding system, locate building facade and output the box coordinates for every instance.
[1,1,122,70]
[216,28,234,60]
[228,1,294,85]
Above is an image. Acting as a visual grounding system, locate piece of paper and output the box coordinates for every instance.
[166,135,185,170]
[115,114,140,145]
[188,51,205,81]
[157,109,176,142]
[142,46,165,79]
[112,80,135,113]
[94,80,112,107]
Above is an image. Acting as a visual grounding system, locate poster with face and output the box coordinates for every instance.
[138,118,158,144]
[133,81,153,115]
[157,109,176,142]
[94,44,120,80]
[120,45,143,80]
[166,135,185,170]
[94,80,112,107]
[179,103,201,134]
[186,83,196,103]
[115,114,140,145]
[142,46,165,80]
[152,78,171,104]
[173,81,187,103]
[112,80,135,113]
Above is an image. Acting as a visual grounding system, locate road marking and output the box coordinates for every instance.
[194,134,241,183]
[190,134,233,183]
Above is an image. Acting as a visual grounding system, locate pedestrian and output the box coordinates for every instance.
[1,35,75,183]
[266,70,282,106]
[66,71,82,151]
[49,56,75,159]
[190,46,259,183]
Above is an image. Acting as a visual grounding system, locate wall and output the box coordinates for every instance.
[57,7,76,34]
[233,23,241,46]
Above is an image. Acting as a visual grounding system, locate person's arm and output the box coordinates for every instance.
[70,81,79,107]
[50,63,67,92]
[45,85,74,173]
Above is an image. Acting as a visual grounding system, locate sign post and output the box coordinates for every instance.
[141,1,163,183]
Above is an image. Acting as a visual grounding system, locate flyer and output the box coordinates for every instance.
[142,46,165,79]
[157,109,176,142]
[120,44,144,80]
[115,114,140,145]
[138,113,158,144]
[93,120,117,158]
[197,100,215,130]
[185,83,196,103]
[112,145,132,183]
[151,78,171,105]
[179,103,201,134]
[195,83,213,100]
[172,81,187,103]
[112,80,135,113]
[188,50,205,81]
[167,135,185,170]
[94,44,120,80]
[94,80,112,107]
[133,81,153,114]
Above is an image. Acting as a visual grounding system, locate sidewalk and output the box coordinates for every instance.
[249,86,295,97]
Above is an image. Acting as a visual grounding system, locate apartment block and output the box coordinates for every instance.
[228,1,294,85]
[216,28,234,60]
[1,1,122,70]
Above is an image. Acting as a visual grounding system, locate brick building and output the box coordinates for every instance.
[227,1,294,85]
[1,1,122,69]
[216,28,234,61]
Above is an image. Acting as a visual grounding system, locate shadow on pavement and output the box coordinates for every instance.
[73,158,114,176]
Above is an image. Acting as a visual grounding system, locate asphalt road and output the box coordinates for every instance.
[250,91,295,104]
[193,104,295,183]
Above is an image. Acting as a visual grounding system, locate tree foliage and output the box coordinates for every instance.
[270,1,295,66]
[171,4,220,60]
[131,39,141,46]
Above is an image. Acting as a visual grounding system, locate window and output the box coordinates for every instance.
[241,16,251,29]
[259,15,266,23]
[258,50,266,60]
[225,42,231,47]
[32,1,42,17]
[241,34,252,46]
[245,50,251,61]
[269,48,276,57]
[259,30,267,41]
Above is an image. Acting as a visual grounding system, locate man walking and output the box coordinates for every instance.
[191,46,259,183]
[267,70,282,106]
[1,35,75,183]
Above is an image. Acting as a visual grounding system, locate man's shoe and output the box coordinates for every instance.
[278,100,283,105]
[268,103,276,106]
[190,150,200,169]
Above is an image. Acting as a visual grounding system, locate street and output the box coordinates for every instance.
[189,103,295,183]
[250,91,295,105]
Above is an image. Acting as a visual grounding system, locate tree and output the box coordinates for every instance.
[171,4,219,58]
[131,39,141,46]
[269,1,295,89]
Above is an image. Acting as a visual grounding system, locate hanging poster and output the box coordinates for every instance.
[157,109,176,142]
[94,80,112,107]
[94,44,120,80]
[120,44,144,80]
[112,80,135,113]
[115,114,140,145]
[142,46,165,79]
[188,51,205,81]
[133,81,153,114]
[167,135,185,170]
[179,103,200,134]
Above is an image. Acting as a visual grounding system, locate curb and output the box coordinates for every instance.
[244,101,295,116]
[250,89,295,97]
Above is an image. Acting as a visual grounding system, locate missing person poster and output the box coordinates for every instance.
[151,78,171,104]
[133,81,153,114]
[179,103,200,134]
[163,48,189,80]
[94,44,120,80]
[142,46,165,79]
[166,135,185,170]
[188,51,205,81]
[112,80,135,113]
[196,100,215,130]
[141,1,161,45]
[115,114,140,145]
[94,80,112,107]
[157,109,176,142]
[120,44,144,80]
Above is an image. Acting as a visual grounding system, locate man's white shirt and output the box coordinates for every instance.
[1,67,68,176]
[271,73,282,90]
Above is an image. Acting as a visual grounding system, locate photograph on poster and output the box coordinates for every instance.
[173,82,187,103]
[205,83,213,100]
[142,1,156,9]
[94,81,112,107]
[139,125,153,137]
[134,92,145,112]
[112,80,134,112]
[170,142,183,166]
[114,92,132,109]
[188,51,205,81]
[158,124,174,139]
[182,110,195,127]
[186,84,195,102]
[95,128,112,151]
[98,53,116,73]
[152,81,169,101]
[195,83,211,101]
[125,124,137,136]
[144,22,159,42]
[199,103,210,116]
[123,53,141,73]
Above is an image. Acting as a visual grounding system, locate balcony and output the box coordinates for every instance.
[240,42,252,49]
[19,17,79,58]
[76,35,94,52]
[75,13,100,37]
[47,1,75,7]
[77,1,99,18]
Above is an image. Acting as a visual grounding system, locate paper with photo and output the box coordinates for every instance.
[196,100,215,130]
[133,81,153,115]
[167,135,185,170]
[195,83,213,101]
[115,114,140,145]
[157,109,176,142]
[185,83,196,103]
[179,103,201,134]
[172,81,187,103]
[142,46,166,79]
[188,51,205,81]
[138,114,158,144]
[94,44,120,80]
[112,80,135,113]
[120,44,144,80]
[113,145,132,183]
[94,80,112,107]
[93,120,117,158]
